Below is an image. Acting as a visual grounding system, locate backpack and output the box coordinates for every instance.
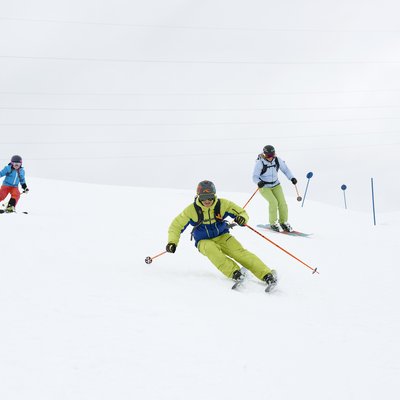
[259,155,280,175]
[191,198,223,240]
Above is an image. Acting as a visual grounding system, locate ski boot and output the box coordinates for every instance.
[231,269,246,290]
[270,223,283,232]
[232,269,244,282]
[280,222,293,232]
[263,270,278,292]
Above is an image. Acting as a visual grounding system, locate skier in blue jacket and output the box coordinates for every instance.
[0,155,29,212]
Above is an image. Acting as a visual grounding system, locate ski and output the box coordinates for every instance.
[256,224,312,238]
[231,267,247,290]
[265,281,277,292]
[0,209,28,214]
[232,268,278,293]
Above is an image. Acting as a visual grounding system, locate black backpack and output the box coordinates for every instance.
[191,198,223,240]
[259,155,280,175]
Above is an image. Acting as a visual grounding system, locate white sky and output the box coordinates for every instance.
[1,0,400,211]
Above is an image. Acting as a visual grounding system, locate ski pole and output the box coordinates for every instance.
[245,224,319,274]
[242,187,259,209]
[145,251,167,264]
[294,184,302,202]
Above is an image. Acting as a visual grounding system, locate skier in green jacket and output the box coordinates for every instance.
[166,180,277,286]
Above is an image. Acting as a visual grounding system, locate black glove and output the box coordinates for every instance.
[257,181,265,188]
[21,183,29,192]
[291,178,297,185]
[234,216,246,226]
[166,243,177,253]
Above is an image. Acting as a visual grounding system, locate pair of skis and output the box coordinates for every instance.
[0,203,28,214]
[256,224,312,238]
[0,209,28,214]
[231,268,277,293]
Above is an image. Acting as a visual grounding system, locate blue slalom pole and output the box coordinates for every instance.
[341,184,347,209]
[301,172,314,208]
[371,178,376,226]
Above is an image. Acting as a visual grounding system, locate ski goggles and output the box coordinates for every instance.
[12,162,22,167]
[264,153,275,158]
[199,194,215,202]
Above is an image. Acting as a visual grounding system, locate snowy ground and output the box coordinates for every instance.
[0,177,399,400]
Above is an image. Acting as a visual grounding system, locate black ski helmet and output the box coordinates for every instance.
[196,180,216,201]
[263,145,275,157]
[11,155,23,163]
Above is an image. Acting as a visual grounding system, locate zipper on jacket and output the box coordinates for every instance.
[13,171,18,185]
[206,209,212,237]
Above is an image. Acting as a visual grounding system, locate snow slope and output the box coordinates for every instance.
[0,177,399,400]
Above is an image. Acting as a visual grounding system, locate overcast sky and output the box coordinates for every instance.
[1,0,400,211]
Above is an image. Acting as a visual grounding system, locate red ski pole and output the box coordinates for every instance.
[245,224,319,274]
[242,188,259,209]
[145,251,167,264]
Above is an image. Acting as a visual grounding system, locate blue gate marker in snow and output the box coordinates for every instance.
[341,184,347,209]
[301,172,314,208]
[371,178,376,226]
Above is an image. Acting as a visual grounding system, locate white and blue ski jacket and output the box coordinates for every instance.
[252,155,294,188]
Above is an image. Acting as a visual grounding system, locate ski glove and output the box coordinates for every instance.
[234,216,246,226]
[291,178,297,185]
[257,181,265,188]
[166,243,177,253]
[21,183,29,192]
